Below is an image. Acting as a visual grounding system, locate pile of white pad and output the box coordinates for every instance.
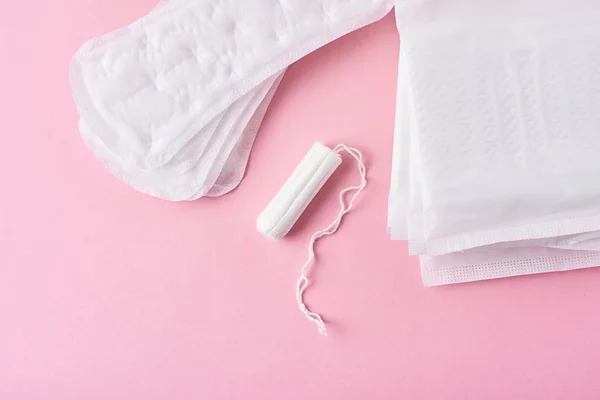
[70,0,394,200]
[71,0,600,286]
[388,0,600,285]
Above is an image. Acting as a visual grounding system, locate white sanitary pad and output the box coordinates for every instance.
[389,0,600,285]
[70,0,394,200]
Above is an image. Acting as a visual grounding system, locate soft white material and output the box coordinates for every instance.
[389,0,600,285]
[257,142,342,240]
[70,0,394,200]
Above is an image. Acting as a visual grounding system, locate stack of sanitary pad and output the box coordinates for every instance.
[70,0,394,200]
[388,0,600,285]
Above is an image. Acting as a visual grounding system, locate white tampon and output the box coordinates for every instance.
[257,142,367,336]
[257,142,343,239]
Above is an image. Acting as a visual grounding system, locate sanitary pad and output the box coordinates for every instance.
[389,0,600,285]
[70,0,394,200]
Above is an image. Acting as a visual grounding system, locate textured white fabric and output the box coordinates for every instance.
[70,0,394,200]
[389,0,600,285]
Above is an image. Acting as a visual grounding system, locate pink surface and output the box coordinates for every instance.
[2,1,600,399]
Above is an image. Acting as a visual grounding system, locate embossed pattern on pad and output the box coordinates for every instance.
[70,0,394,200]
[389,0,600,285]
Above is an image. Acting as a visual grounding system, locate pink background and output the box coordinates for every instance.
[2,1,600,399]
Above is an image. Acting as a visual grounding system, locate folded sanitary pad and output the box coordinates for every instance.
[389,0,600,285]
